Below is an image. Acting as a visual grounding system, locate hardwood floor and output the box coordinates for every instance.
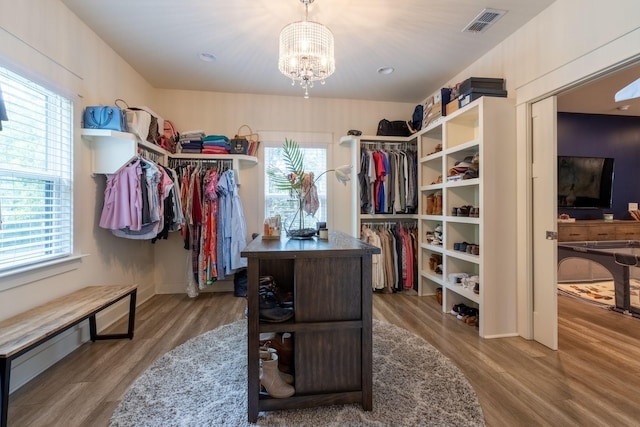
[7,292,640,426]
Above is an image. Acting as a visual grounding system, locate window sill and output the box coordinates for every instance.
[0,254,90,292]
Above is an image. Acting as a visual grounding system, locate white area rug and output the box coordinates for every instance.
[110,319,484,426]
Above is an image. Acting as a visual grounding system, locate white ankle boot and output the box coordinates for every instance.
[259,347,294,384]
[259,353,295,398]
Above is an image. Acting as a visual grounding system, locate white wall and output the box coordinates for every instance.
[0,0,157,391]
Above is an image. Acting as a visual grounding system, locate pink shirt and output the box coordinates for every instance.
[99,160,142,231]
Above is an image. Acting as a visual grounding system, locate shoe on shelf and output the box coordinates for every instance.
[260,276,293,308]
[457,306,477,320]
[260,352,295,398]
[259,346,294,384]
[258,282,294,322]
[465,316,478,326]
[264,332,294,373]
[450,303,467,315]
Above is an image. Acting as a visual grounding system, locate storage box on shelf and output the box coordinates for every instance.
[418,96,516,338]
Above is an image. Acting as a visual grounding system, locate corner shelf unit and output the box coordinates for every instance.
[418,96,517,338]
[81,129,258,175]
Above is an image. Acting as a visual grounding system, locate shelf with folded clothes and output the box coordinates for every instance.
[81,128,258,174]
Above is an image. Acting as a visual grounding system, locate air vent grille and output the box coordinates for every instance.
[462,8,507,33]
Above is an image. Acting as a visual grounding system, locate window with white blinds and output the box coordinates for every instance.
[0,65,73,273]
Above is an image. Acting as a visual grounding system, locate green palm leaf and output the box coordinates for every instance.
[282,138,304,175]
[266,138,305,192]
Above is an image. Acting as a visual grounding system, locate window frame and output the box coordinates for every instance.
[259,131,334,231]
[0,60,79,288]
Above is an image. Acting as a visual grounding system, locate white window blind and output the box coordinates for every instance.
[0,65,73,273]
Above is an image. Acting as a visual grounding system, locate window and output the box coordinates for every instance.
[0,65,73,273]
[264,143,328,225]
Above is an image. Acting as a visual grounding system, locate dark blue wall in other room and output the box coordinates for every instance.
[557,113,640,220]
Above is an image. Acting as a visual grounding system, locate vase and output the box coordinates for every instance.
[284,197,318,239]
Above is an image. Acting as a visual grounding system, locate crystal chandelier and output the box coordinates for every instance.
[278,0,335,99]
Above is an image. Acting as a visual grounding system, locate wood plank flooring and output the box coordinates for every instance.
[7,292,640,426]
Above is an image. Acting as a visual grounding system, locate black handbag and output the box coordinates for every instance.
[230,124,258,154]
[230,137,248,154]
[376,119,413,137]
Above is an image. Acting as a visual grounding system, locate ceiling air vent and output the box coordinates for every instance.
[462,8,507,33]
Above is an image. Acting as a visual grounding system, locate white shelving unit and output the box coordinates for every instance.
[81,129,258,176]
[418,96,517,338]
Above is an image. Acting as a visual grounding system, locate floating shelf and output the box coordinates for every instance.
[81,129,258,175]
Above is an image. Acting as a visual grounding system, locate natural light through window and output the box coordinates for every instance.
[0,65,73,273]
[614,76,640,102]
[264,144,328,225]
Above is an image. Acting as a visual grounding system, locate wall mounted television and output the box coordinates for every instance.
[557,156,615,209]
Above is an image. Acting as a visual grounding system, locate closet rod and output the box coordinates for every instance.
[168,158,234,169]
[138,147,162,163]
[361,141,416,150]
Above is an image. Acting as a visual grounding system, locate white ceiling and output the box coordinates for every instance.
[61,0,556,103]
[557,62,640,117]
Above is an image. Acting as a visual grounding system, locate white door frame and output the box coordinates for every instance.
[515,32,640,342]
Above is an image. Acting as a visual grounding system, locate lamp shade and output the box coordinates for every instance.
[278,19,335,93]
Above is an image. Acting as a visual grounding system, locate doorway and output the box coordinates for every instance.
[528,59,640,349]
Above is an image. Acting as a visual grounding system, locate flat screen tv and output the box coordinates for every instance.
[557,156,614,209]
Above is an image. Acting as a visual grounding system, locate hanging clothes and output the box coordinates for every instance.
[362,222,417,293]
[175,162,248,293]
[99,157,184,241]
[217,169,248,276]
[361,224,385,291]
[358,145,418,214]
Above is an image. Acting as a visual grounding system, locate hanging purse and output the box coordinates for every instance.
[83,105,128,132]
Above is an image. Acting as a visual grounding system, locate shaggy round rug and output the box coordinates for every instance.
[110,320,484,426]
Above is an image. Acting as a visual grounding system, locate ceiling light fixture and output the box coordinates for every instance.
[198,53,216,63]
[278,0,335,99]
[377,66,395,75]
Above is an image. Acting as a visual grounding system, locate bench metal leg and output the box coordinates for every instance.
[90,289,137,341]
[1,357,10,427]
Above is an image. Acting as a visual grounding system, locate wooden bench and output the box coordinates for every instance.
[0,284,137,427]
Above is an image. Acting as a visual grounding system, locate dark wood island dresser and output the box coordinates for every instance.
[241,230,380,423]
